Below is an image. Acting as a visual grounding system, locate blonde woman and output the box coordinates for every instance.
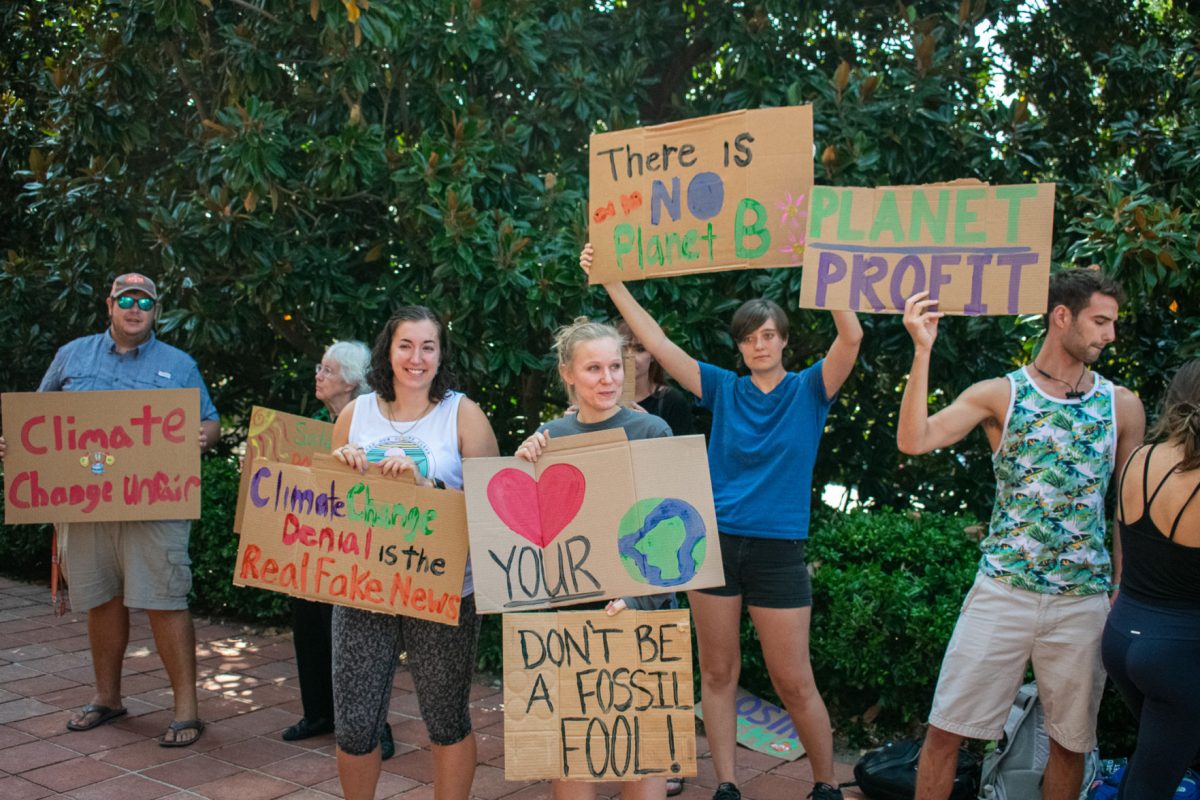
[516,317,673,800]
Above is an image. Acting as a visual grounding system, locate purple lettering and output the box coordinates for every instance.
[849,254,887,312]
[998,252,1040,313]
[814,251,847,307]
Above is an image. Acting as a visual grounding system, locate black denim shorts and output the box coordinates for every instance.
[697,532,812,608]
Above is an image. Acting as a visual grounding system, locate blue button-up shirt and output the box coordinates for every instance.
[39,329,218,421]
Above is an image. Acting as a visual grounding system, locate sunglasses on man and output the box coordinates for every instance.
[115,296,156,311]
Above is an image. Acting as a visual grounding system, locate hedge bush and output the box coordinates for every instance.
[806,508,982,740]
[0,463,1137,752]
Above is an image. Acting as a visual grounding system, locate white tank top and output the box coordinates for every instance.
[346,391,473,595]
[347,391,465,489]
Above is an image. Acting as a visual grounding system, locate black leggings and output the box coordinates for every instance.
[1100,594,1200,799]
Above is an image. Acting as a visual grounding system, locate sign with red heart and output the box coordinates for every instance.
[463,429,724,613]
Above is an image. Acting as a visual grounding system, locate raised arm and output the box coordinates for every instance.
[579,244,702,398]
[897,292,1005,454]
[821,310,863,399]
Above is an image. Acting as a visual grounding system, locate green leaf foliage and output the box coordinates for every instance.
[1,0,1191,750]
[3,0,1194,517]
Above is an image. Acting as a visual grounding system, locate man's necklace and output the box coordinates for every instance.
[385,400,432,436]
[1031,362,1088,399]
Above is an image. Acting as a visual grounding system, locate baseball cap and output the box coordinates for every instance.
[110,273,158,300]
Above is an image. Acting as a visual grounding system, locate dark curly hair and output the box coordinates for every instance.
[367,306,457,404]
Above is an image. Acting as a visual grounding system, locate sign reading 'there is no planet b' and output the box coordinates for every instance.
[588,106,814,283]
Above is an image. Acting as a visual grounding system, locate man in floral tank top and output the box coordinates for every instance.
[897,269,1145,800]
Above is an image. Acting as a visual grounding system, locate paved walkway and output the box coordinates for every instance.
[0,576,864,800]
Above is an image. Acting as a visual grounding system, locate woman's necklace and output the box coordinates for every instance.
[385,399,432,436]
[1032,361,1088,399]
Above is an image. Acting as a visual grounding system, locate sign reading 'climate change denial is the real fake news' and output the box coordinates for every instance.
[799,181,1056,315]
[2,389,202,524]
[234,456,470,625]
[588,106,814,283]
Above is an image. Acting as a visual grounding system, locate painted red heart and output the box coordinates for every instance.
[486,463,586,548]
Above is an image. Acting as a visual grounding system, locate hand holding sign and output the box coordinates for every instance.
[903,291,944,351]
[464,430,724,613]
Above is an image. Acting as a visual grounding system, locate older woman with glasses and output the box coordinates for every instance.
[313,341,371,422]
[281,341,380,746]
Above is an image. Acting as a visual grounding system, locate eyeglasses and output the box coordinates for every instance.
[315,364,341,378]
[115,296,156,311]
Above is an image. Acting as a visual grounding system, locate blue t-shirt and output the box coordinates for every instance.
[39,330,218,421]
[698,360,832,539]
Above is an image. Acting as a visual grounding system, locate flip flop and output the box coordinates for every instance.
[159,718,205,747]
[66,704,127,731]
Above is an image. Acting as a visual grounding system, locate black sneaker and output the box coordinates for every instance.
[809,783,843,800]
[380,723,395,761]
[713,782,741,800]
[281,717,333,741]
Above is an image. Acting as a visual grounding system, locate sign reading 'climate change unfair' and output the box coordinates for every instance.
[587,106,814,283]
[2,389,202,524]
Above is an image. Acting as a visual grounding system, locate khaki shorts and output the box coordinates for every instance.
[58,520,193,612]
[928,574,1108,753]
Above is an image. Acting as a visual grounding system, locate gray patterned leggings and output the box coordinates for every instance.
[332,595,480,755]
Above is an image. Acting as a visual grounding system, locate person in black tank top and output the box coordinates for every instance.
[1101,360,1200,799]
[615,318,695,437]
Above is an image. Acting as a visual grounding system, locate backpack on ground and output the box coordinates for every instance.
[1088,765,1200,800]
[852,739,981,800]
[979,682,1099,800]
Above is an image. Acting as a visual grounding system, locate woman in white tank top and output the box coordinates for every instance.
[329,307,498,800]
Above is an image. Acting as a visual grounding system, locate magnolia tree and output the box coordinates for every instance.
[1,0,1196,519]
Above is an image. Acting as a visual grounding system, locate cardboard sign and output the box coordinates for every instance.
[233,406,335,533]
[2,389,201,524]
[696,688,804,761]
[588,106,814,282]
[463,431,723,614]
[799,180,1055,314]
[234,455,469,624]
[503,609,696,781]
[620,351,636,407]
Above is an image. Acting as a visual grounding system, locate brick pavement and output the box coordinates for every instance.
[0,576,864,799]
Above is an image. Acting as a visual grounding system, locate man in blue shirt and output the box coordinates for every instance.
[2,273,219,746]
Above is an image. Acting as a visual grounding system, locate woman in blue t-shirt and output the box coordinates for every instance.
[580,245,862,800]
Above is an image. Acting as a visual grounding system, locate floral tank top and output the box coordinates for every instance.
[981,366,1117,596]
